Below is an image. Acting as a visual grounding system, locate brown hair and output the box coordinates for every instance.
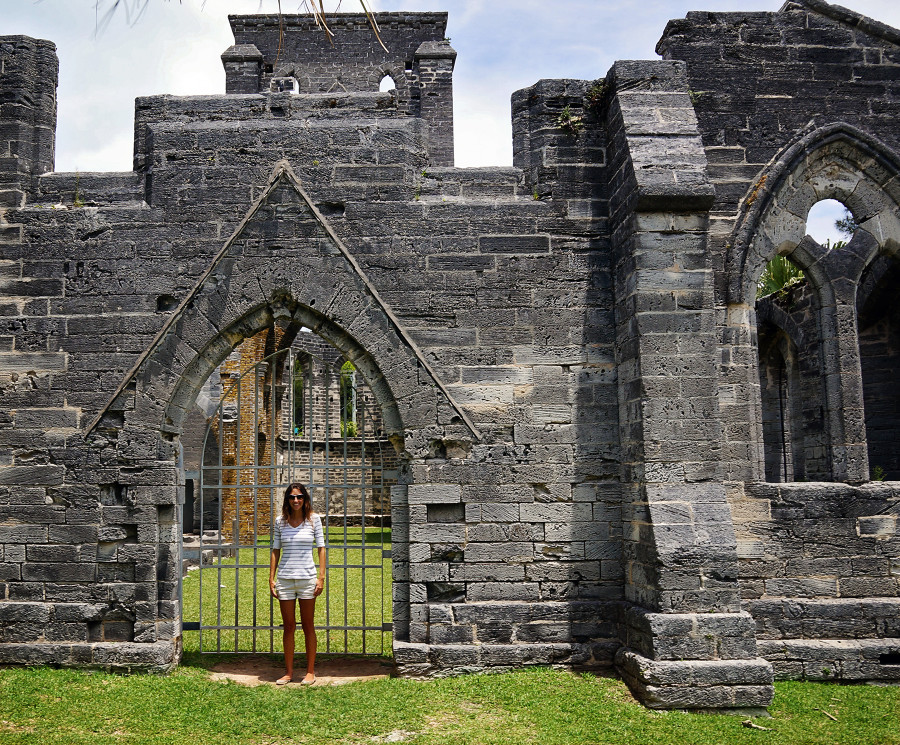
[281,482,313,523]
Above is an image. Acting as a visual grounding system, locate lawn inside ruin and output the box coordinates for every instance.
[0,664,897,745]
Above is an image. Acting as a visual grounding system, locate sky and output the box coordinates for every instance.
[4,0,900,240]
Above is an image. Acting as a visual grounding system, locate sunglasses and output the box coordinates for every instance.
[288,494,307,501]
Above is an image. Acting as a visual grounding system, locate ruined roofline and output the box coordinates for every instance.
[0,34,56,49]
[781,0,900,45]
[657,0,900,55]
[228,12,448,33]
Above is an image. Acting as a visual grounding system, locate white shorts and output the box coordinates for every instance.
[275,576,317,601]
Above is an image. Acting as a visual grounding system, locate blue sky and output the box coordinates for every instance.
[4,0,900,239]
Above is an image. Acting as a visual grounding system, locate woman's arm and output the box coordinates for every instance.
[314,546,326,597]
[269,548,280,598]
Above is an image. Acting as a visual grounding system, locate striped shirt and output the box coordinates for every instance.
[273,514,325,579]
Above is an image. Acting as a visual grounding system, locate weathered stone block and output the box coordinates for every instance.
[408,484,461,505]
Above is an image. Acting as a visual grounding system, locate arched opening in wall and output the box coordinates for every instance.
[757,324,805,482]
[858,256,900,481]
[379,74,396,92]
[805,198,858,248]
[180,324,395,657]
[754,253,832,481]
[292,352,308,435]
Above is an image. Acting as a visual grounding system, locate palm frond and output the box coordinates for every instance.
[757,255,805,299]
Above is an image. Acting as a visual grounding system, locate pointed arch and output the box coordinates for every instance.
[728,122,900,306]
[158,300,407,445]
[370,65,408,97]
[756,298,810,482]
[85,159,481,445]
[723,124,900,483]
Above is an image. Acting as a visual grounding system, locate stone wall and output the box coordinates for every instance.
[223,13,456,165]
[0,1,898,710]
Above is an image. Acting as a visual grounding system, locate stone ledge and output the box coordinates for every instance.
[622,607,759,660]
[616,648,774,711]
[393,640,617,678]
[0,640,179,672]
[759,638,900,682]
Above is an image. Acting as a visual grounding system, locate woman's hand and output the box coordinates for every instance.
[269,549,280,599]
[314,577,324,597]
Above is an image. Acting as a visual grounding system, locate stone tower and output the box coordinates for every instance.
[0,36,57,205]
[222,13,456,165]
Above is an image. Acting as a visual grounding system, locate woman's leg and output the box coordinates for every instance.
[298,597,317,681]
[279,598,297,679]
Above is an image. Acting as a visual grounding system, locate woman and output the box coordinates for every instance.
[269,482,326,685]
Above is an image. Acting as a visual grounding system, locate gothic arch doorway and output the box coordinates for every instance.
[182,327,396,656]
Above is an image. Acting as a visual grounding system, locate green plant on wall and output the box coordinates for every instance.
[585,80,606,112]
[555,105,584,136]
[73,170,84,208]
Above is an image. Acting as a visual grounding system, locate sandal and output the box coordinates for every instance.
[299,675,316,686]
[276,675,292,686]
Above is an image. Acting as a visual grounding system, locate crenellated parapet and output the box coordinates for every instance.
[221,13,455,165]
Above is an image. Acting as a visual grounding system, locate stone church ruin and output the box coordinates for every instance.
[1,0,899,711]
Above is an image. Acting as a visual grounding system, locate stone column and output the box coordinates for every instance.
[412,40,456,167]
[816,245,870,483]
[221,44,263,94]
[607,60,773,711]
[0,36,58,199]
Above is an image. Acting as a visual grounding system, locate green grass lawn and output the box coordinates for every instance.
[0,664,897,745]
[182,526,391,656]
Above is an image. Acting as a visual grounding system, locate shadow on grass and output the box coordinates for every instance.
[179,649,393,672]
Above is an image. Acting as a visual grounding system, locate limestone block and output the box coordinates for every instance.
[409,524,465,543]
[408,484,461,505]
[465,542,533,563]
[409,563,449,582]
[857,515,897,537]
[467,582,540,602]
[448,563,526,582]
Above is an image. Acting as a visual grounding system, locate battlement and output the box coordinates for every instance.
[221,13,456,165]
[225,13,448,93]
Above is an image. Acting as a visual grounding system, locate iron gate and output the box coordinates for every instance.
[182,339,394,655]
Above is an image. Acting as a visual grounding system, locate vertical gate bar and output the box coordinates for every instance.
[198,419,207,653]
[234,372,242,652]
[216,372,227,654]
[303,352,314,650]
[354,390,368,654]
[377,414,386,656]
[382,431,388,655]
[324,362,332,653]
[272,351,287,653]
[373,398,384,656]
[252,358,261,653]
[342,368,349,655]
